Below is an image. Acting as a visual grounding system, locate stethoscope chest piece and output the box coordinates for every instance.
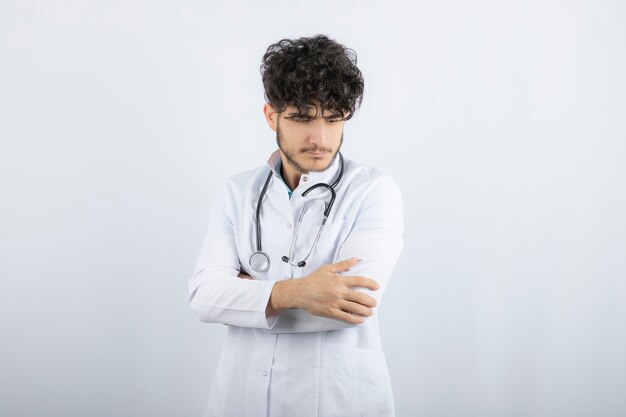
[249,251,270,272]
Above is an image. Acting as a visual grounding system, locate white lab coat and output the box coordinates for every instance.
[189,149,404,417]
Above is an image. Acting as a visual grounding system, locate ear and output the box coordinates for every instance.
[263,103,278,131]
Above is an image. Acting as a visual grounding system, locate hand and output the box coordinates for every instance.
[238,271,254,280]
[292,257,379,324]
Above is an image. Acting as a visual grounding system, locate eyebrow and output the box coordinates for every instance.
[285,111,344,120]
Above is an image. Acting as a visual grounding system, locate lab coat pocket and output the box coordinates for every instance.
[319,343,395,417]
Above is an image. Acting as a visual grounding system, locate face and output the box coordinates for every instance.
[265,103,346,174]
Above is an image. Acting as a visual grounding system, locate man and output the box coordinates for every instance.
[189,34,404,417]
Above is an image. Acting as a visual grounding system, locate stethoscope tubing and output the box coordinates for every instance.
[255,170,274,252]
[250,152,344,271]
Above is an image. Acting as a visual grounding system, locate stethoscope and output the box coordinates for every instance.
[248,152,344,272]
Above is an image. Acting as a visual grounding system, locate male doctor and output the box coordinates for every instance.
[189,34,404,417]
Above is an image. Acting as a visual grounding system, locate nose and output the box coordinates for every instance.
[307,119,329,148]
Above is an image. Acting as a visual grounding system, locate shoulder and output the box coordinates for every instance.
[225,165,270,192]
[210,164,270,215]
[338,156,404,234]
[215,164,272,201]
[342,157,403,203]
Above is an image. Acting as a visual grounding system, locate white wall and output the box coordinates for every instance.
[1,1,624,416]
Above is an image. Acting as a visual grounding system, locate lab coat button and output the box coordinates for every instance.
[287,223,292,229]
[263,371,268,376]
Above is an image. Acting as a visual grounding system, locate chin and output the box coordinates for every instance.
[303,158,331,171]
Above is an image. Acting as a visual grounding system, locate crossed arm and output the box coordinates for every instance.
[237,257,379,330]
[188,175,403,333]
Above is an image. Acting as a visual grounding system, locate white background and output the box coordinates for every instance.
[1,1,625,416]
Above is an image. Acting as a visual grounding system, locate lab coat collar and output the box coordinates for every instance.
[266,149,343,191]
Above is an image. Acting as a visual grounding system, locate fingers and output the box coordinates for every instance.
[326,259,379,291]
[339,300,374,318]
[344,289,378,308]
[333,308,366,324]
[342,275,379,291]
[327,257,359,273]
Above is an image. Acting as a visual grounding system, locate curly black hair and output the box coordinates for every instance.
[260,34,364,121]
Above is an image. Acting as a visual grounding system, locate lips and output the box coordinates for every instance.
[306,151,326,157]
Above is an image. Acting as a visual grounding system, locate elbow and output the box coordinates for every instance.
[189,299,211,324]
[189,299,225,325]
[188,288,231,326]
[188,286,216,324]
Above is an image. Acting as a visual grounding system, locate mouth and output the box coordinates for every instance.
[305,151,327,158]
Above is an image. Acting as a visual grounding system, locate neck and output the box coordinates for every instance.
[280,159,302,191]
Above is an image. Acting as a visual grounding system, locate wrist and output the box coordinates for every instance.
[271,279,301,311]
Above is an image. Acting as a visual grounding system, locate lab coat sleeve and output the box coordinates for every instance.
[266,175,404,333]
[188,184,279,329]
